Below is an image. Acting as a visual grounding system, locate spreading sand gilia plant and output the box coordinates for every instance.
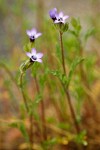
[17,7,92,150]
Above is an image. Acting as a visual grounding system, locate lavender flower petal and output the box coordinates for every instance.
[63,15,69,20]
[31,28,37,35]
[49,8,57,20]
[36,53,43,58]
[59,12,63,18]
[26,52,32,58]
[36,59,42,63]
[26,30,32,36]
[31,48,36,55]
[35,33,42,38]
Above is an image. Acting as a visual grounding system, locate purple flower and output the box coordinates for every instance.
[49,8,57,21]
[49,8,69,24]
[54,12,69,24]
[26,48,43,63]
[26,28,42,42]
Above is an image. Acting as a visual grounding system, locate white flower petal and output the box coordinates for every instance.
[36,59,42,63]
[26,30,32,36]
[31,28,37,35]
[31,48,36,55]
[55,13,59,19]
[26,52,32,58]
[54,20,60,24]
[63,15,69,20]
[59,12,63,18]
[35,33,42,38]
[36,53,43,59]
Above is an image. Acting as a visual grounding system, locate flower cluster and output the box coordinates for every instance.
[49,8,69,24]
[26,28,43,63]
[25,8,69,63]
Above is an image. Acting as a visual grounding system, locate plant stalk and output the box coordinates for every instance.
[29,114,34,150]
[34,76,47,141]
[19,72,35,149]
[65,89,81,133]
[59,31,81,134]
[19,72,29,112]
[59,31,66,75]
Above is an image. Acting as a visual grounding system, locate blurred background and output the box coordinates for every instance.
[0,0,100,149]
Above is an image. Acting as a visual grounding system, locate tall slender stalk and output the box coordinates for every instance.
[34,76,47,141]
[65,89,81,133]
[59,31,66,75]
[29,114,34,150]
[59,31,81,134]
[19,72,34,150]
[19,72,29,112]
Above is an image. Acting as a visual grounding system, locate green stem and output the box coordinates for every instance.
[59,31,81,134]
[59,31,66,75]
[34,76,47,141]
[29,114,34,150]
[65,89,81,133]
[19,72,29,112]
[19,72,34,149]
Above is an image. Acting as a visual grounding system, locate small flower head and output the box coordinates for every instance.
[54,12,69,24]
[49,8,69,24]
[26,28,42,42]
[26,48,43,63]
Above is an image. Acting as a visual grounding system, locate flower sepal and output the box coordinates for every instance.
[20,59,34,74]
[54,22,69,33]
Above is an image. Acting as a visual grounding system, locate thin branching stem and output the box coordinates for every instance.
[65,88,81,134]
[59,31,81,134]
[34,76,47,141]
[29,114,34,150]
[59,31,66,75]
[19,72,35,149]
[19,72,29,112]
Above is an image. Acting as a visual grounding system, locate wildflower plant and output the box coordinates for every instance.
[18,27,47,149]
[48,8,88,146]
[1,2,99,150]
[15,8,91,149]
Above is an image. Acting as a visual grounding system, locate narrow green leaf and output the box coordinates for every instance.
[50,70,67,86]
[71,17,81,36]
[84,27,95,41]
[67,57,84,87]
[18,122,29,142]
[9,121,29,142]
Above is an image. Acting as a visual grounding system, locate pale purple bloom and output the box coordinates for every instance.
[26,28,42,42]
[26,48,43,63]
[49,8,69,24]
[54,12,69,24]
[49,8,57,21]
